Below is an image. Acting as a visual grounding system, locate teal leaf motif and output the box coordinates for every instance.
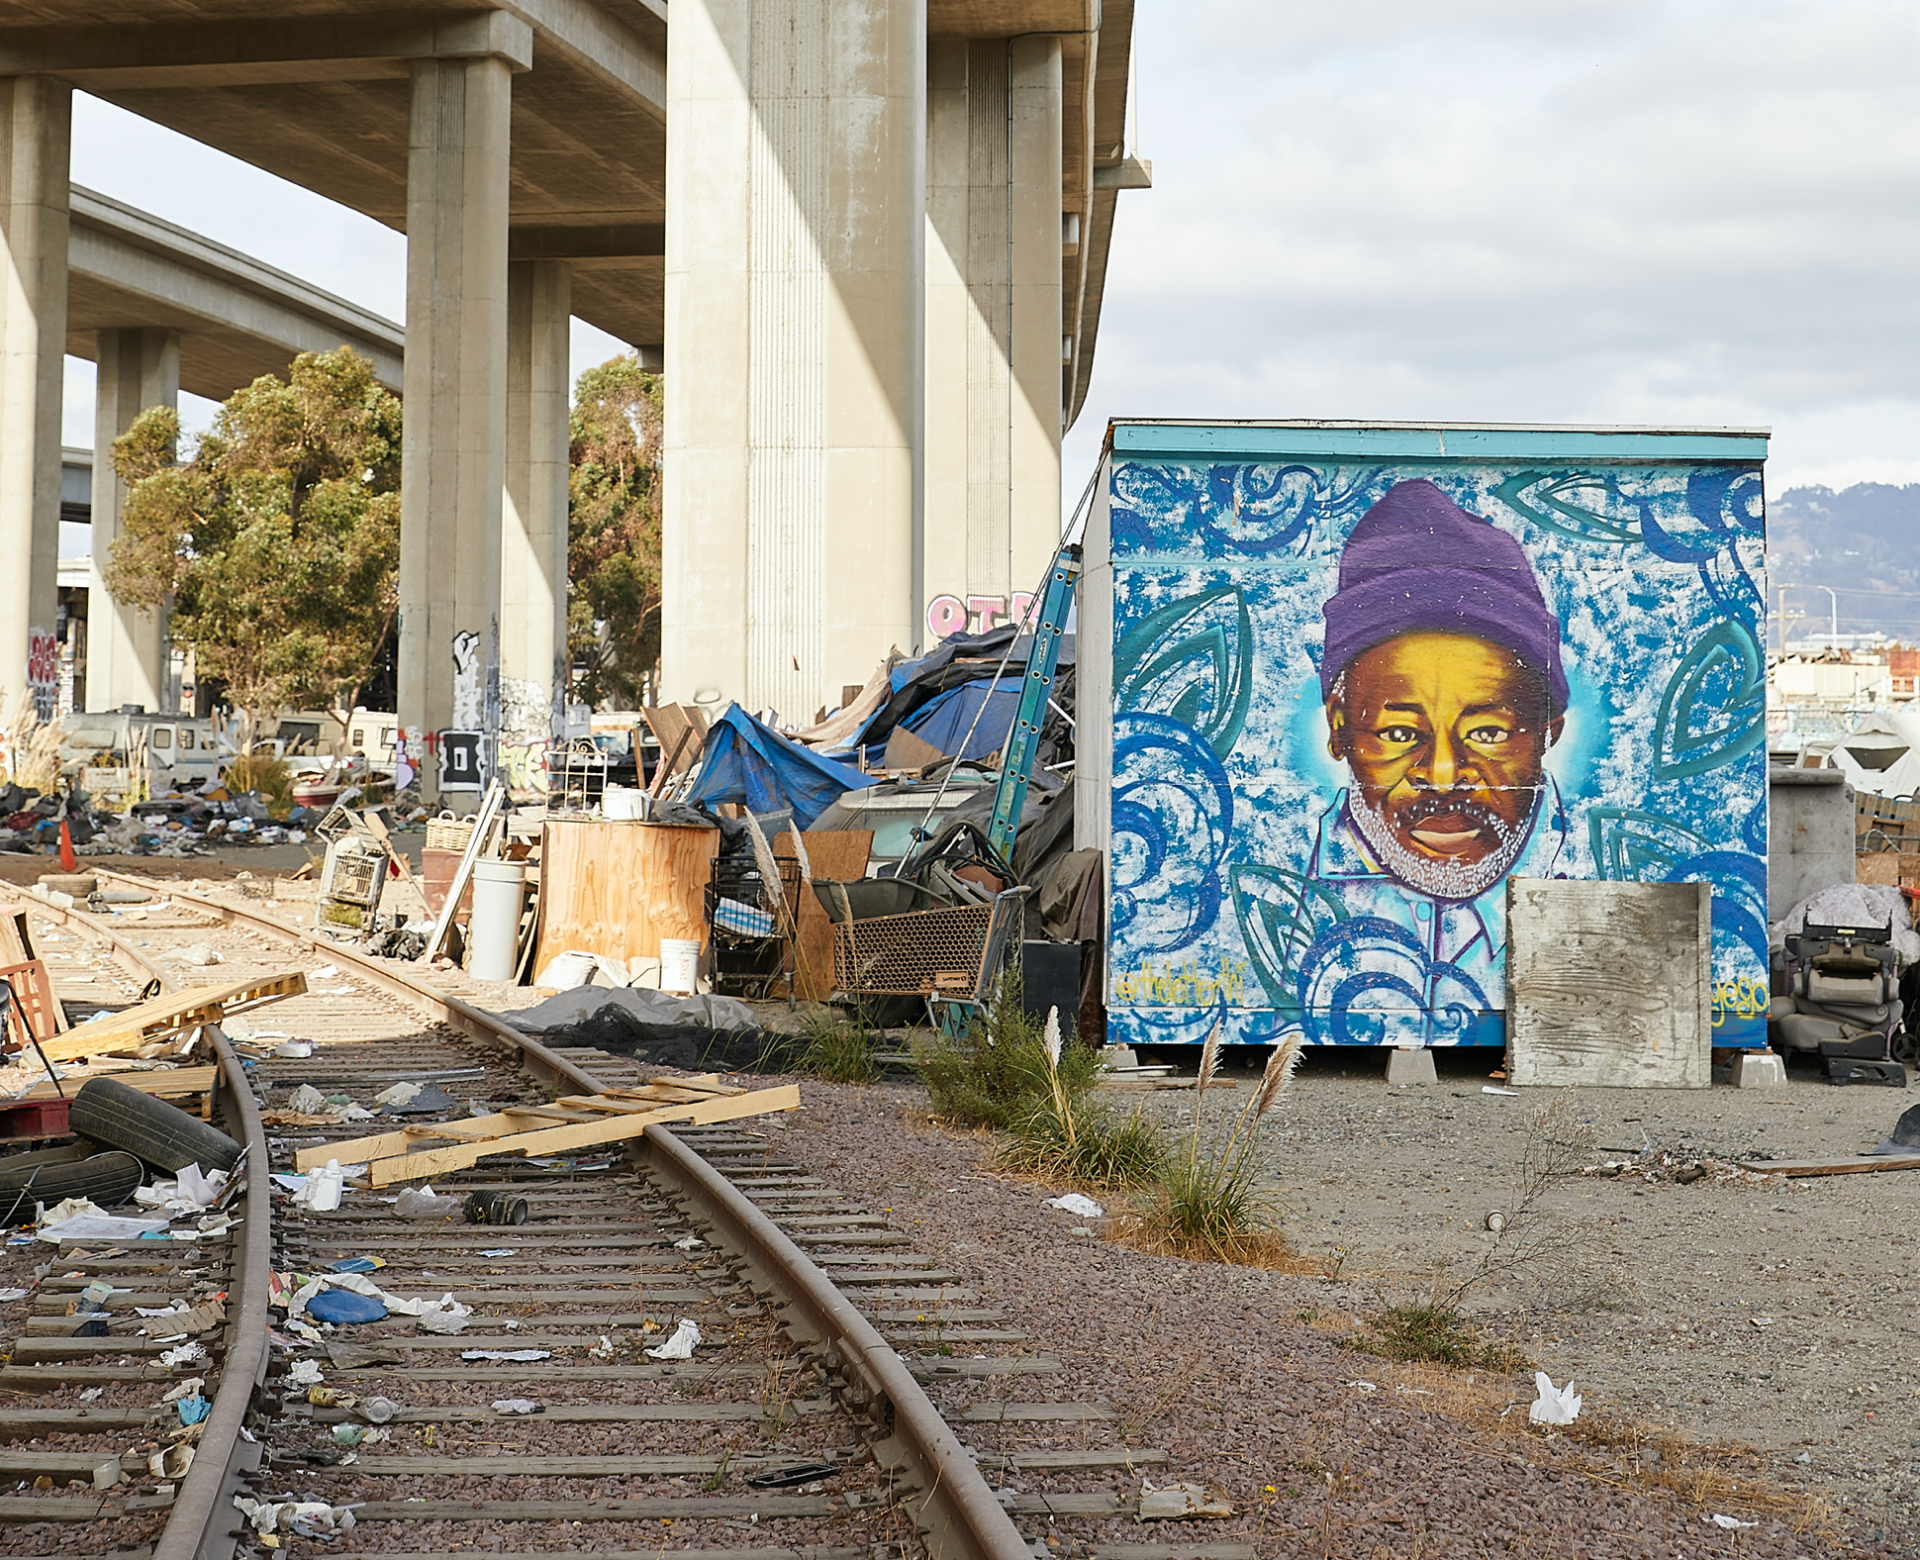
[1228,864,1348,1014]
[1587,808,1709,882]
[1493,472,1640,547]
[1115,585,1254,759]
[1653,620,1766,780]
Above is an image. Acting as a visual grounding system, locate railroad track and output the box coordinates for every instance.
[0,867,1207,1560]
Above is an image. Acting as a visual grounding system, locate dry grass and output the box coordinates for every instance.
[3,692,63,794]
[1105,1212,1322,1272]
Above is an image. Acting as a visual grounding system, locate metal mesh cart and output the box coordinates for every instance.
[705,855,802,999]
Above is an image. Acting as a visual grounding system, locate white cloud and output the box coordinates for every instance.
[1067,0,1920,495]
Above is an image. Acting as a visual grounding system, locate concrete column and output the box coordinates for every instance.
[0,77,70,717]
[664,0,925,720]
[919,39,1062,647]
[397,54,512,801]
[88,327,178,714]
[499,258,571,795]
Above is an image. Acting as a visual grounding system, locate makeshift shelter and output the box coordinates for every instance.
[898,677,1024,761]
[683,705,877,829]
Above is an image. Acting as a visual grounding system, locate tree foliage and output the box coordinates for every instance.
[568,355,663,708]
[104,347,402,728]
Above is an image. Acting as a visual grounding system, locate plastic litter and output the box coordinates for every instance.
[671,1235,705,1251]
[0,1287,28,1302]
[333,1423,368,1446]
[307,1287,388,1325]
[491,1398,542,1414]
[149,1443,194,1479]
[1044,1193,1104,1218]
[170,943,222,966]
[1483,1086,1520,1097]
[373,1082,422,1108]
[234,1496,357,1537]
[1528,1372,1582,1425]
[1138,1479,1235,1520]
[287,1084,331,1114]
[161,1377,206,1403]
[1707,1514,1758,1530]
[328,1256,387,1274]
[414,1299,471,1335]
[394,1186,461,1217]
[296,1160,345,1212]
[644,1317,701,1360]
[176,1394,211,1426]
[287,1359,325,1385]
[359,1396,398,1424]
[36,1199,172,1243]
[159,1341,208,1368]
[275,1038,315,1058]
[478,1248,516,1257]
[461,1348,551,1362]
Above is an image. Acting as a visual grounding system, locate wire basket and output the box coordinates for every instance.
[833,901,998,997]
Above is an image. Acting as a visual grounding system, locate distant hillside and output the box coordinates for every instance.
[1768,482,1920,645]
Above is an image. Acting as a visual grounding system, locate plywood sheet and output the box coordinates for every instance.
[775,831,871,1001]
[537,819,719,969]
[1505,879,1711,1089]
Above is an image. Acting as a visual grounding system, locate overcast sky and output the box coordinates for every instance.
[63,0,1920,508]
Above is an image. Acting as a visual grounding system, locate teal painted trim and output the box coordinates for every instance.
[1109,423,1770,463]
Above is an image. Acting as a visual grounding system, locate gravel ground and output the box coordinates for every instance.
[746,1056,1914,1560]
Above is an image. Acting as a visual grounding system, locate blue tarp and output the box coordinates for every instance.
[684,704,878,829]
[897,676,1023,761]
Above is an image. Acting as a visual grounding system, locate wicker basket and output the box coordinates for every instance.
[424,810,477,854]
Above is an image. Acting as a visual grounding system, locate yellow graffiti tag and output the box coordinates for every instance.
[1110,955,1249,1008]
[1711,976,1767,1028]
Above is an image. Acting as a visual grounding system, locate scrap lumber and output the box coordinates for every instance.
[33,973,308,1064]
[0,909,35,970]
[1738,1153,1920,1177]
[0,961,62,1049]
[294,1075,749,1172]
[19,1066,217,1103]
[363,1084,799,1185]
[774,830,871,1002]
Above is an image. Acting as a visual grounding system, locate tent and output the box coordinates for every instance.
[898,676,1024,761]
[682,704,877,829]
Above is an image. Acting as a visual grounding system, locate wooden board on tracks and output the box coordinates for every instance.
[297,1074,799,1185]
[35,972,308,1062]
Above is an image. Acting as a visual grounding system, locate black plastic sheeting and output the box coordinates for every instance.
[534,1011,803,1075]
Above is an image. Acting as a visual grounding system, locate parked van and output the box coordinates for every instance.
[60,712,235,804]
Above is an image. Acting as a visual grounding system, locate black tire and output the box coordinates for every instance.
[70,1077,242,1175]
[0,1149,145,1225]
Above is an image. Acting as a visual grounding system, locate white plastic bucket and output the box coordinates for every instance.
[660,937,701,994]
[604,786,651,821]
[469,858,528,983]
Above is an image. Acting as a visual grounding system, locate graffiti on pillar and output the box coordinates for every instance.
[498,675,552,794]
[451,631,483,728]
[450,625,501,791]
[25,628,58,723]
[438,731,484,791]
[924,592,1037,643]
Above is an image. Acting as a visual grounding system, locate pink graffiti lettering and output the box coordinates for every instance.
[926,595,966,641]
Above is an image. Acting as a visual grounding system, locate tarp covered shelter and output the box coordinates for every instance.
[899,677,1024,761]
[684,705,877,829]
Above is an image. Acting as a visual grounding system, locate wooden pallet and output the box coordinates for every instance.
[296,1073,800,1186]
[35,972,308,1064]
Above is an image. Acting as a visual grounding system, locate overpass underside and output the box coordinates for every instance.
[0,0,1140,799]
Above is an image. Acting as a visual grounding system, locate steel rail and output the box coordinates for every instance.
[0,883,273,1560]
[91,866,1033,1560]
[152,1024,270,1560]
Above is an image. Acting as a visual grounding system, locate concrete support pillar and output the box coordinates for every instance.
[88,327,178,714]
[663,0,926,720]
[920,38,1062,647]
[397,54,512,802]
[499,258,572,795]
[0,77,70,717]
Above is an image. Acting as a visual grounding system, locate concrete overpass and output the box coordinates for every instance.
[66,183,406,714]
[0,1,1144,799]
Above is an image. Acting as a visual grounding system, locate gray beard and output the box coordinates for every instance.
[1348,789,1533,903]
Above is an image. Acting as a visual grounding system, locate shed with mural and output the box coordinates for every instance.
[1075,420,1770,1052]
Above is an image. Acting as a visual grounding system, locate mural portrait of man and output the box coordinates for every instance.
[1300,480,1572,1041]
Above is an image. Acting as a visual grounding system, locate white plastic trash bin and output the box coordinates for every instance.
[660,937,700,994]
[469,859,528,983]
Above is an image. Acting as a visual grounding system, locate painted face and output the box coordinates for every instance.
[1327,632,1562,891]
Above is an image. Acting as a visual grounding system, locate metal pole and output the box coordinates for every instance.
[1820,585,1838,647]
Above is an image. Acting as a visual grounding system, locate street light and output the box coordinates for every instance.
[1817,585,1838,647]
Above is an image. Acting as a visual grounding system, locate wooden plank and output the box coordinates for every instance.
[1738,1154,1920,1177]
[0,960,61,1048]
[535,818,718,970]
[345,1497,834,1523]
[19,1066,216,1103]
[36,973,307,1062]
[774,830,870,1002]
[0,909,34,969]
[328,1453,821,1476]
[367,1085,801,1185]
[1505,880,1711,1089]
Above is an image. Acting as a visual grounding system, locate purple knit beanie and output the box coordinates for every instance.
[1319,479,1568,715]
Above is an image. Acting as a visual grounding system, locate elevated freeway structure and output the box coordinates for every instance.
[1,1,1144,798]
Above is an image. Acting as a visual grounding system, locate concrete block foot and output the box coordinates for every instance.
[1731,1051,1788,1088]
[1386,1048,1437,1086]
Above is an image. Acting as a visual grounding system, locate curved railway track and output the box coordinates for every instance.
[0,867,1179,1560]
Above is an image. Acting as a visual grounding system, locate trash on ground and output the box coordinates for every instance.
[295,1159,345,1212]
[393,1185,461,1216]
[1483,1086,1520,1097]
[461,1348,550,1362]
[644,1317,702,1359]
[287,1359,325,1385]
[176,1394,211,1426]
[491,1398,542,1414]
[1138,1479,1235,1520]
[1529,1372,1582,1425]
[1707,1514,1758,1530]
[672,1234,705,1251]
[234,1496,357,1537]
[1044,1193,1104,1217]
[306,1287,388,1325]
[359,1395,398,1423]
[159,1341,208,1368]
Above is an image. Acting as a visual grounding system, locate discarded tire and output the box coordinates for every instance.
[70,1077,242,1175]
[0,1148,145,1225]
[37,873,97,898]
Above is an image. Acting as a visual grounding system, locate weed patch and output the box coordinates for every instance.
[793,1007,884,1083]
[1361,1304,1528,1370]
[910,976,1102,1129]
